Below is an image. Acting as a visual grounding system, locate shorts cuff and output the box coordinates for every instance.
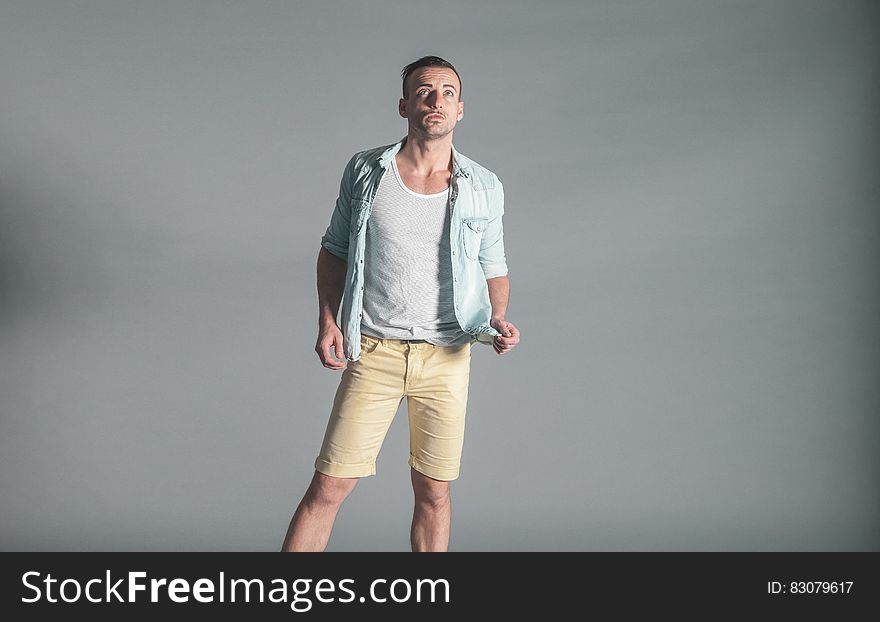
[315,457,376,478]
[408,455,460,481]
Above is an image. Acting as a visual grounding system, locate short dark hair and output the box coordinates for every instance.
[401,55,462,99]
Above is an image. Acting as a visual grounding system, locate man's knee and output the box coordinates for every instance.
[411,468,451,507]
[307,471,359,507]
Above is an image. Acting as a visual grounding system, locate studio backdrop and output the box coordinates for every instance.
[1,0,877,551]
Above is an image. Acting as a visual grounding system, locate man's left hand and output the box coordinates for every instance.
[490,318,520,355]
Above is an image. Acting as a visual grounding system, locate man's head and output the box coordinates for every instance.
[401,55,462,99]
[399,55,464,140]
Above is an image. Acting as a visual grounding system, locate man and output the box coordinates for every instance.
[281,55,520,552]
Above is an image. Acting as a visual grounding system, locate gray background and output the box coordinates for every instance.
[1,0,877,551]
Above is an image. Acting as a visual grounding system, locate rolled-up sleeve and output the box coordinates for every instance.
[320,154,356,261]
[479,178,508,279]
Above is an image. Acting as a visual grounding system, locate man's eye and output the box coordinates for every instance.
[445,91,454,96]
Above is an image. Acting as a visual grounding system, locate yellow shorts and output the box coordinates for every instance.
[315,333,475,481]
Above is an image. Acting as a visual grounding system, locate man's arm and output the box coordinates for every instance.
[314,153,359,368]
[487,275,509,322]
[478,180,508,279]
[487,274,519,355]
[482,178,520,355]
[315,246,348,369]
[317,246,347,330]
[315,153,357,369]
[320,154,357,260]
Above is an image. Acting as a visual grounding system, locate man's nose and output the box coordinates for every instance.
[426,91,442,108]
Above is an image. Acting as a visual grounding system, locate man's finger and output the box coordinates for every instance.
[493,335,518,353]
[493,339,512,352]
[319,340,346,369]
[322,342,335,362]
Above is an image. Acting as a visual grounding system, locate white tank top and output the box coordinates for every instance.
[360,155,471,346]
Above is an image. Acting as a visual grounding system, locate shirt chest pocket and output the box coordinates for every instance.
[461,216,488,260]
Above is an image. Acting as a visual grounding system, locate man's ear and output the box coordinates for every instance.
[398,98,408,118]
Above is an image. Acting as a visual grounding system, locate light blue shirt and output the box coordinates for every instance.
[320,136,509,362]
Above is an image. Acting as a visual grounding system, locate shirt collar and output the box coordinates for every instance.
[377,136,471,178]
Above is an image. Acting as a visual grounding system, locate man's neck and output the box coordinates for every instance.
[397,133,454,177]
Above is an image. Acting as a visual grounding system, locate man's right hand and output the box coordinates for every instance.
[316,325,347,370]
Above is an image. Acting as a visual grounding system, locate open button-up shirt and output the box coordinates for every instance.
[320,137,509,362]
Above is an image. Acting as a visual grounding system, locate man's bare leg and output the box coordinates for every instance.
[410,467,452,552]
[281,471,359,552]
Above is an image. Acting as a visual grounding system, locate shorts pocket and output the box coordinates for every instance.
[360,334,382,354]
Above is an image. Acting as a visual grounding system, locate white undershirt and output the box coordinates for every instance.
[360,156,470,346]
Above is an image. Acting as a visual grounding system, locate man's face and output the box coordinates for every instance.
[399,66,464,139]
